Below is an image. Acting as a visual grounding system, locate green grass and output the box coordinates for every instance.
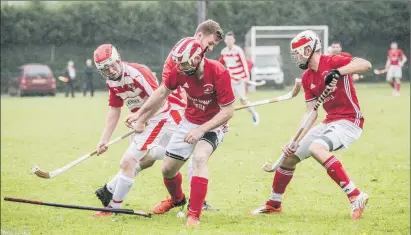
[1,84,410,235]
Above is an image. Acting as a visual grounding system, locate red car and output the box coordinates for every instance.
[8,64,56,96]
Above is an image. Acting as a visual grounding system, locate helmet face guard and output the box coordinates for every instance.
[171,38,206,76]
[290,30,321,70]
[291,39,318,70]
[99,62,123,81]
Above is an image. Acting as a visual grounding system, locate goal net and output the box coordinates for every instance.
[245,26,329,91]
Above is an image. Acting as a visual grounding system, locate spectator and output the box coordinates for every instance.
[83,59,95,97]
[64,60,76,98]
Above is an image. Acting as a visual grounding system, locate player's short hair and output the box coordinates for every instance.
[226,31,235,38]
[195,19,224,40]
[331,41,342,46]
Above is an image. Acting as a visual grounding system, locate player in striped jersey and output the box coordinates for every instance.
[218,32,260,126]
[91,44,180,216]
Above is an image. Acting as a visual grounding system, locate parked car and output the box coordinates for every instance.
[8,64,56,96]
[253,54,285,90]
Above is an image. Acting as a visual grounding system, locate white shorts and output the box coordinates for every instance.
[126,117,178,161]
[232,80,246,100]
[386,65,402,81]
[294,119,363,161]
[165,118,226,161]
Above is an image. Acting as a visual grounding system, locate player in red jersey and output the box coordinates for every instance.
[218,31,260,125]
[162,19,224,211]
[331,41,352,58]
[91,44,180,216]
[124,38,235,226]
[250,30,372,220]
[330,41,362,80]
[385,42,407,96]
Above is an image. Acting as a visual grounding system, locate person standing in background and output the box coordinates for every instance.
[64,60,76,98]
[83,59,95,97]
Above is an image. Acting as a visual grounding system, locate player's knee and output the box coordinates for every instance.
[192,154,208,170]
[282,154,300,168]
[161,163,177,178]
[309,141,329,157]
[120,155,136,173]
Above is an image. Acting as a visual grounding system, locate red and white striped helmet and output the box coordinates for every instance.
[93,44,122,80]
[171,37,204,75]
[290,30,321,69]
[290,30,321,54]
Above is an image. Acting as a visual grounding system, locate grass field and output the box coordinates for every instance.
[1,83,410,235]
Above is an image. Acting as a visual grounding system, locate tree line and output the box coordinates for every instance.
[1,1,409,91]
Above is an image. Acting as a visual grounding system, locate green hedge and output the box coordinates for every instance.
[1,1,409,91]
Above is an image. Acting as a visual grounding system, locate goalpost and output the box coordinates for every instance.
[245,25,329,92]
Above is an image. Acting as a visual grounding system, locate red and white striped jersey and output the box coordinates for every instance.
[218,45,250,81]
[106,62,171,119]
[162,50,189,110]
[387,49,405,65]
[302,55,364,128]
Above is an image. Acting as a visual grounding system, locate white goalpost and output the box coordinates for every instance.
[245,25,329,92]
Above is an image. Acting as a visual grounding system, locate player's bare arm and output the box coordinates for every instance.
[124,84,172,131]
[337,57,372,76]
[97,106,121,155]
[400,54,407,67]
[184,103,234,144]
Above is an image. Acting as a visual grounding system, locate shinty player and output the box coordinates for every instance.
[124,38,235,226]
[250,30,372,220]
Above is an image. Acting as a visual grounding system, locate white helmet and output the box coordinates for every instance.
[290,30,322,69]
[93,44,123,81]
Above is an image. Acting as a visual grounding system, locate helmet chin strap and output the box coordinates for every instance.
[299,39,318,70]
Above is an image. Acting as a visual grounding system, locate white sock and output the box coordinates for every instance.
[187,158,193,186]
[269,191,283,203]
[134,163,142,176]
[247,106,257,116]
[106,172,122,194]
[106,163,141,194]
[109,174,135,209]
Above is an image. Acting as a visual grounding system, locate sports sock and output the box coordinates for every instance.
[164,172,184,203]
[323,155,360,198]
[106,163,142,194]
[106,172,121,194]
[266,167,294,208]
[109,174,135,209]
[188,176,208,219]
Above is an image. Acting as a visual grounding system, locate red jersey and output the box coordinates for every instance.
[387,49,404,65]
[218,45,250,80]
[163,58,235,125]
[106,62,171,119]
[302,55,364,128]
[340,52,352,58]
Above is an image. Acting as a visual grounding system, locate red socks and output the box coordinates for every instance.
[164,172,184,204]
[266,167,294,208]
[188,176,208,218]
[395,82,401,91]
[323,156,360,198]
